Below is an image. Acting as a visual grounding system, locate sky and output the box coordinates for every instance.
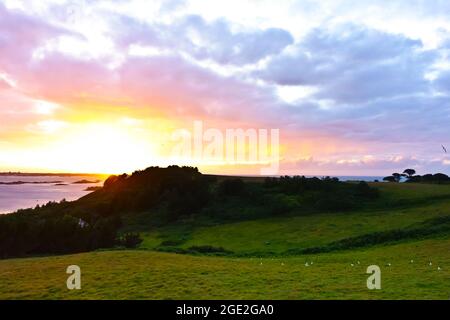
[0,0,450,175]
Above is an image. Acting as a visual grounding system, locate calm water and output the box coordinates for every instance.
[335,176,384,182]
[0,175,104,214]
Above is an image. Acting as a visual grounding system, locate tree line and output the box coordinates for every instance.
[383,169,450,183]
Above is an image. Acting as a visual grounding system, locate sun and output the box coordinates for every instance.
[42,123,157,174]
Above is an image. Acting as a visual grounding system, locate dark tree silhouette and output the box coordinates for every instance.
[433,173,450,184]
[383,172,404,183]
[392,173,403,182]
[403,169,416,179]
[383,176,396,183]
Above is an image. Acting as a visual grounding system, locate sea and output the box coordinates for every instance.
[0,174,104,214]
[333,176,384,182]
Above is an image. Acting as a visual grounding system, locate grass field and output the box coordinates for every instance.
[0,239,448,299]
[0,183,449,299]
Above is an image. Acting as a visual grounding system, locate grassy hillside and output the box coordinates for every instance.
[1,169,449,300]
[138,203,449,255]
[0,238,448,299]
[134,183,450,255]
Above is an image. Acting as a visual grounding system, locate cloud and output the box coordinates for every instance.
[27,120,69,134]
[113,13,294,65]
[1,1,450,174]
[0,87,64,142]
[434,69,450,93]
[257,24,435,103]
[117,54,282,123]
[279,155,443,176]
[0,77,11,90]
[22,53,116,104]
[0,2,69,72]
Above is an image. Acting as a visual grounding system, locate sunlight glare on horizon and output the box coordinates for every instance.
[1,123,160,174]
[56,124,156,173]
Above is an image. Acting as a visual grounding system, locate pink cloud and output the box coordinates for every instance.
[0,3,68,72]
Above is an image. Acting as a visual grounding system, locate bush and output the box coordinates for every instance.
[297,215,450,254]
[118,232,143,248]
[187,245,232,254]
[408,173,450,184]
[355,181,379,199]
[314,193,356,211]
[218,178,246,196]
[262,193,299,215]
[0,213,122,259]
[159,239,184,246]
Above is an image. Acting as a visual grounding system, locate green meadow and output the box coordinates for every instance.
[0,239,448,299]
[137,183,450,254]
[1,181,449,299]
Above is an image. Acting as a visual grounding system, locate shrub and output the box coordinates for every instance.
[315,193,356,211]
[218,178,246,196]
[262,193,299,215]
[159,239,184,246]
[187,245,232,254]
[118,232,143,248]
[355,181,379,199]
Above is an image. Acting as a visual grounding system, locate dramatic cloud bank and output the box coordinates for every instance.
[1,0,450,175]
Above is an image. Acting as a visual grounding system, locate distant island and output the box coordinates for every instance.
[0,180,63,185]
[72,179,101,184]
[84,186,102,191]
[0,172,107,177]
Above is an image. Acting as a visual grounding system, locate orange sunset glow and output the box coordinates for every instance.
[1,0,450,176]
